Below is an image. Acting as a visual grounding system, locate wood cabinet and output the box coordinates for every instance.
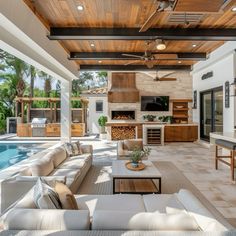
[17,123,32,137]
[46,124,60,137]
[164,125,198,142]
[71,123,85,137]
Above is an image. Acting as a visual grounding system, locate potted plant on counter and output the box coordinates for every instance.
[158,115,173,124]
[143,115,156,122]
[130,147,151,168]
[98,115,107,140]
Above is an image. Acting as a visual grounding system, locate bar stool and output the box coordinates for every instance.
[215,139,236,181]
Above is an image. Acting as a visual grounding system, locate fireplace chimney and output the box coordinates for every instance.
[108,73,140,103]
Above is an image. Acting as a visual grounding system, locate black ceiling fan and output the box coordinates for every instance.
[122,51,157,68]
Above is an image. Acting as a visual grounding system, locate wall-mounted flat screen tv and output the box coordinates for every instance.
[141,96,169,111]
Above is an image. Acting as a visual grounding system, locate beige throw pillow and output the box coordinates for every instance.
[54,181,78,210]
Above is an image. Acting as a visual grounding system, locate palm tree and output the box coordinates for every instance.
[38,71,52,97]
[29,65,37,97]
[0,50,28,116]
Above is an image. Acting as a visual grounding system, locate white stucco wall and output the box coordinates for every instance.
[192,42,236,135]
[87,96,108,134]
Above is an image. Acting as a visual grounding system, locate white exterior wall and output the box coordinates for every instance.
[192,42,236,134]
[88,96,108,134]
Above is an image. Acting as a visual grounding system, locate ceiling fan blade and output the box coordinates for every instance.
[125,60,140,66]
[159,77,177,81]
[146,61,154,69]
[160,71,176,79]
[122,54,144,59]
[139,9,161,32]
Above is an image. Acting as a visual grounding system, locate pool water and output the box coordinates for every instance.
[0,143,43,170]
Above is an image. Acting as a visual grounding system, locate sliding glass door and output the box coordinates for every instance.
[200,87,223,141]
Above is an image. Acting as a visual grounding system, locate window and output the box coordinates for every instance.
[96,101,103,112]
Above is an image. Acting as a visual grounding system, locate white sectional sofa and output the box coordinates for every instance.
[0,143,93,213]
[1,188,233,232]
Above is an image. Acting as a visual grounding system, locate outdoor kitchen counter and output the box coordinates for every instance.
[17,123,85,137]
[106,122,198,142]
[106,121,198,126]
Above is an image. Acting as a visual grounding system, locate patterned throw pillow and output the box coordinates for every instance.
[64,141,81,157]
[33,178,62,209]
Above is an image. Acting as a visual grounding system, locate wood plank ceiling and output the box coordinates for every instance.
[23,0,236,70]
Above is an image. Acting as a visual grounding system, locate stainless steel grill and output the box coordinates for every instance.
[31,118,47,137]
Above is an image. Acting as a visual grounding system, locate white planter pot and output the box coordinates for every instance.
[100,133,107,140]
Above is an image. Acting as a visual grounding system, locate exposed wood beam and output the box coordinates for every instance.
[79,65,191,71]
[49,27,236,41]
[69,52,207,60]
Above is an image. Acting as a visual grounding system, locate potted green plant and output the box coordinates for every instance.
[98,115,107,138]
[158,115,173,124]
[143,115,156,122]
[130,147,151,168]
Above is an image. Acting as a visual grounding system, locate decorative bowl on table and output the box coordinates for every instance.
[175,105,184,109]
[125,161,146,171]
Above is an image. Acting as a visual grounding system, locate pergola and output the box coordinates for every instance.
[14,97,88,125]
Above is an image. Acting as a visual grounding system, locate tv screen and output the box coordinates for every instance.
[141,96,169,111]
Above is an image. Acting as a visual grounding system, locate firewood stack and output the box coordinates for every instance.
[111,126,136,140]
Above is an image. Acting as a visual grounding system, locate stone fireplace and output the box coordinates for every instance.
[111,110,135,120]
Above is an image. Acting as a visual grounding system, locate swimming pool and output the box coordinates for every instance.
[0,143,43,170]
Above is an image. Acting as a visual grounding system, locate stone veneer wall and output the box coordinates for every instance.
[107,71,193,122]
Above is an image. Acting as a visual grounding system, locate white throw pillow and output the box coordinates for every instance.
[33,178,62,209]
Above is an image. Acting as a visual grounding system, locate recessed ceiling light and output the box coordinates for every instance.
[77,5,84,11]
[98,60,102,63]
[178,61,182,64]
[90,43,95,47]
[232,6,236,12]
[192,44,197,47]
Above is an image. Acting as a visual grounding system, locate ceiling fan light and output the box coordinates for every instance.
[156,40,166,50]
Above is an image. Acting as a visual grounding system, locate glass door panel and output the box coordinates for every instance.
[200,87,223,141]
[213,90,223,133]
[201,92,212,139]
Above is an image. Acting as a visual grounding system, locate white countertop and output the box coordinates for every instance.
[210,132,236,143]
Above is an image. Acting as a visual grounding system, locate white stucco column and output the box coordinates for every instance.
[61,80,72,143]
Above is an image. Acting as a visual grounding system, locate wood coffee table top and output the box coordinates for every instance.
[112,160,162,178]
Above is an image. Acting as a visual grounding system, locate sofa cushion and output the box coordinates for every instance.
[123,139,143,151]
[166,194,187,214]
[55,182,78,210]
[30,158,54,176]
[45,147,67,168]
[94,194,145,212]
[58,158,87,170]
[14,187,36,209]
[2,209,90,230]
[64,142,81,157]
[69,153,91,161]
[142,194,172,213]
[176,189,227,231]
[33,178,62,209]
[75,194,145,218]
[92,211,199,231]
[51,168,81,180]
